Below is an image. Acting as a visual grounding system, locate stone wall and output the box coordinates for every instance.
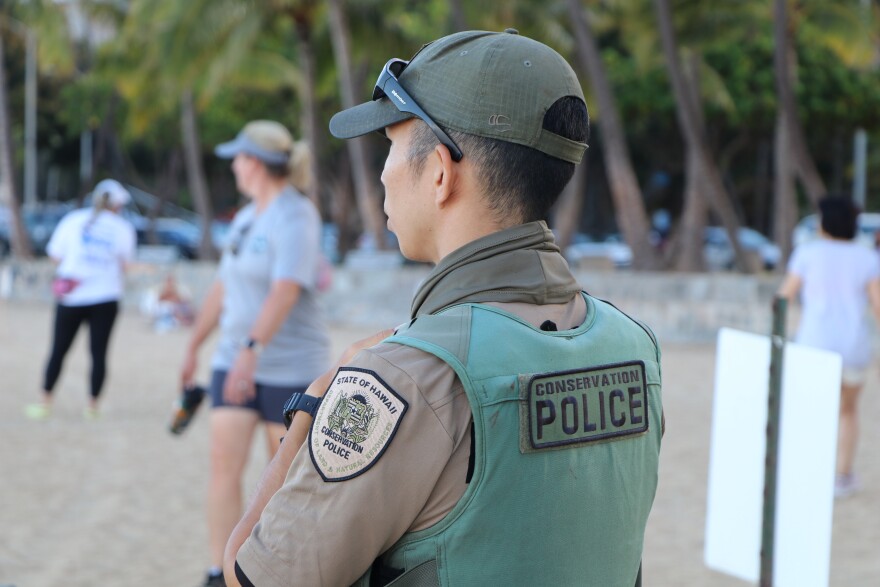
[0,259,786,343]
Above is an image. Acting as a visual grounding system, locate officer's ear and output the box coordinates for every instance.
[432,141,462,210]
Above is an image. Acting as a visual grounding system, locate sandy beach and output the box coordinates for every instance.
[1,299,877,586]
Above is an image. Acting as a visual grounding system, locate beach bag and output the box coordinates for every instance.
[51,277,80,299]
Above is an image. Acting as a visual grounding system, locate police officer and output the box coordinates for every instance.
[224,29,663,587]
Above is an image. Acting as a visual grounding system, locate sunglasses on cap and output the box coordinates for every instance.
[373,58,463,162]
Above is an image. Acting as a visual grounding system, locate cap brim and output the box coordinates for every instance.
[215,137,245,159]
[329,98,414,139]
[214,136,290,165]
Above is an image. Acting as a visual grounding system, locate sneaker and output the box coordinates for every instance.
[24,404,51,420]
[169,385,206,435]
[83,407,102,420]
[202,572,226,587]
[834,473,860,499]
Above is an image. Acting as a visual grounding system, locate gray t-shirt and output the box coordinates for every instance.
[212,187,331,385]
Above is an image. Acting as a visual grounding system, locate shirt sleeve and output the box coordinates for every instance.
[270,202,321,288]
[235,344,465,587]
[787,245,806,276]
[46,214,73,260]
[119,221,137,262]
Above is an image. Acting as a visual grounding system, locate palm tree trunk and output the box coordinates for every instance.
[327,0,387,251]
[568,0,661,270]
[672,148,708,271]
[774,7,826,208]
[773,111,797,262]
[449,0,468,31]
[292,6,323,210]
[0,31,33,259]
[773,0,799,263]
[552,156,587,251]
[654,0,750,272]
[180,89,216,260]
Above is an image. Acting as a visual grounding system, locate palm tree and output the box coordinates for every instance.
[567,0,661,270]
[109,0,300,259]
[179,88,215,259]
[0,26,32,258]
[285,0,323,209]
[772,0,799,262]
[654,0,752,272]
[327,0,387,251]
[773,0,875,260]
[0,0,77,259]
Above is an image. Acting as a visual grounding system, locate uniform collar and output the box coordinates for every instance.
[411,221,581,319]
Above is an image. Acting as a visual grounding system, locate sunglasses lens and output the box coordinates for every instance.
[389,60,406,77]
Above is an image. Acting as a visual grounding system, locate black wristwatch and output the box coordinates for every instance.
[282,392,323,430]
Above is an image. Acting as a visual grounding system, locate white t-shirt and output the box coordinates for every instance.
[212,187,331,385]
[788,239,880,368]
[46,208,137,306]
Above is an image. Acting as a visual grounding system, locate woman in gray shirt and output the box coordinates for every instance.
[180,120,331,587]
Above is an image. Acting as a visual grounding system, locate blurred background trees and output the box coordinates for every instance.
[0,0,878,270]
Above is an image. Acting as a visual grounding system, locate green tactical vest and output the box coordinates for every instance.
[355,293,663,587]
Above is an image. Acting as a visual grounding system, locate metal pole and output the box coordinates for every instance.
[853,129,867,209]
[24,29,37,209]
[760,296,787,587]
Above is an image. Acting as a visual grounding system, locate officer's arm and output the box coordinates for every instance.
[222,394,317,587]
[223,329,394,587]
[231,345,461,587]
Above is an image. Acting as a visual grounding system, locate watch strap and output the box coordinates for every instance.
[244,337,264,355]
[282,392,323,430]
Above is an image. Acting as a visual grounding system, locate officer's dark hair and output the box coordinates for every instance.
[819,195,858,240]
[407,96,589,225]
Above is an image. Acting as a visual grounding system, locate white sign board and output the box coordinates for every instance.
[705,328,842,586]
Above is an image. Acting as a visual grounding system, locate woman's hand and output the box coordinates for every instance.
[180,348,198,388]
[223,349,259,404]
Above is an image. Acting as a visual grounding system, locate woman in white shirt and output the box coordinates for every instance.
[778,196,880,498]
[25,179,137,420]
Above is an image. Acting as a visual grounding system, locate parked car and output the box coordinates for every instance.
[792,212,880,249]
[563,227,780,272]
[564,233,634,269]
[0,202,76,258]
[89,184,230,259]
[703,226,781,271]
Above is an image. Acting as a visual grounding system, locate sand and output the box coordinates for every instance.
[0,299,877,586]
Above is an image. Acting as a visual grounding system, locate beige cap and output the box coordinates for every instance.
[215,120,293,166]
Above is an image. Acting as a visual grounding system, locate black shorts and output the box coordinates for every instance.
[209,370,307,425]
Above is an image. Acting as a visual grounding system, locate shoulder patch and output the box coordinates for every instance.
[309,367,408,482]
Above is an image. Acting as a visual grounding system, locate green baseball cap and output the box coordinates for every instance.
[329,29,588,164]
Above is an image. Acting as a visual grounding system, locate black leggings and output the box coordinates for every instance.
[43,301,119,399]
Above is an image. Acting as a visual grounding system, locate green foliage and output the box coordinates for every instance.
[3,0,879,234]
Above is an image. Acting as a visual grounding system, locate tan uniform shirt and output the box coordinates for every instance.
[236,298,586,586]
